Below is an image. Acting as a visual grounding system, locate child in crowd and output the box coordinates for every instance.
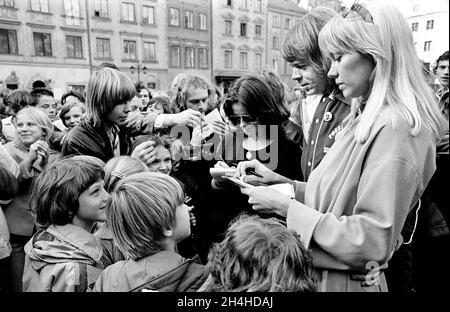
[93,172,206,292]
[198,214,317,292]
[22,156,108,292]
[95,156,149,268]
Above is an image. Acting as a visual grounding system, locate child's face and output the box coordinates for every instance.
[15,114,45,146]
[77,180,109,224]
[147,146,172,175]
[172,203,191,243]
[64,106,84,129]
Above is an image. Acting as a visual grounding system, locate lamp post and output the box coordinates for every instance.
[129,63,148,85]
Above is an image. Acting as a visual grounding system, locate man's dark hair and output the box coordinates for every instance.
[434,51,449,73]
[30,87,54,106]
[61,90,85,105]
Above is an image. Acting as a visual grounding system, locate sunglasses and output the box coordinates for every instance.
[228,114,258,125]
[342,0,373,24]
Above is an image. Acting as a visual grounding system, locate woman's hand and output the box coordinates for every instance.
[28,140,49,162]
[130,141,157,166]
[210,120,229,136]
[240,186,292,218]
[235,159,284,186]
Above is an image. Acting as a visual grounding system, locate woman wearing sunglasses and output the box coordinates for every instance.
[233,1,446,291]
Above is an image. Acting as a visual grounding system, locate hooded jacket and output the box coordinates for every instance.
[22,224,104,292]
[93,251,206,292]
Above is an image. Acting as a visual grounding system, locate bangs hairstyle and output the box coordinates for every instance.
[86,67,136,127]
[206,215,317,292]
[318,1,446,142]
[104,156,148,193]
[223,75,290,125]
[130,134,174,157]
[30,156,105,229]
[4,88,32,114]
[15,107,54,143]
[106,172,184,260]
[282,7,336,86]
[59,101,86,128]
[171,75,213,113]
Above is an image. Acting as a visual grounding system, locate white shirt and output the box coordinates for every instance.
[301,94,322,141]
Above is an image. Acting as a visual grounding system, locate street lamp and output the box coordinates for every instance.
[129,63,148,85]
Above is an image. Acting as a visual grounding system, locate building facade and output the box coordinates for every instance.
[211,0,267,92]
[403,0,449,68]
[166,0,212,89]
[88,0,169,91]
[267,0,306,90]
[0,0,91,98]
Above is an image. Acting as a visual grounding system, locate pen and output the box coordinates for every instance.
[231,162,264,178]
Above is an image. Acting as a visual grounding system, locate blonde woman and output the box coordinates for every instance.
[93,173,206,292]
[234,1,446,292]
[3,107,59,291]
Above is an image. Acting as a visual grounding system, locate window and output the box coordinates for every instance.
[169,8,180,26]
[122,2,135,22]
[94,0,108,18]
[33,32,52,56]
[31,0,49,13]
[185,47,195,68]
[170,45,181,67]
[255,0,261,12]
[198,48,208,69]
[0,29,18,54]
[226,0,232,7]
[411,22,418,32]
[123,40,136,60]
[255,52,262,69]
[96,38,110,58]
[225,51,233,68]
[184,10,194,29]
[240,0,248,10]
[240,22,247,37]
[285,18,293,29]
[64,0,80,17]
[143,42,156,62]
[424,41,431,51]
[273,15,280,28]
[0,0,14,7]
[272,58,279,72]
[272,36,279,50]
[240,51,248,69]
[142,6,154,24]
[426,20,434,30]
[66,35,82,58]
[225,20,232,35]
[255,24,262,39]
[413,4,420,12]
[199,13,207,30]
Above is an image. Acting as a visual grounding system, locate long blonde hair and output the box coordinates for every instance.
[318,1,446,143]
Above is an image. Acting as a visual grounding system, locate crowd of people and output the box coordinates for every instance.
[0,1,448,292]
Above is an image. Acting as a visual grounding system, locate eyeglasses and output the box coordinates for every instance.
[228,114,258,126]
[342,0,373,24]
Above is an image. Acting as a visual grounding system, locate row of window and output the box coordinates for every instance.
[0,28,159,62]
[0,0,208,30]
[169,46,209,69]
[411,20,434,32]
[168,7,208,30]
[226,0,263,13]
[225,21,263,39]
[272,15,297,29]
[223,50,263,70]
[2,0,82,18]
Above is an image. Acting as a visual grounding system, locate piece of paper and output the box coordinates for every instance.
[204,108,223,125]
[268,183,295,198]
